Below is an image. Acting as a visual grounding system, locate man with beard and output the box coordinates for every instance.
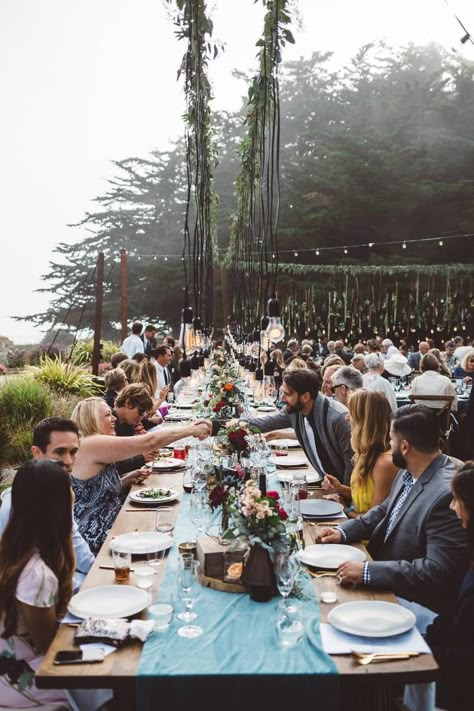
[243,368,353,484]
[316,405,468,615]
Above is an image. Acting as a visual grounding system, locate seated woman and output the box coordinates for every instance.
[139,360,170,425]
[103,366,128,409]
[71,397,210,554]
[0,460,75,708]
[322,388,398,515]
[120,358,141,384]
[453,348,474,383]
[426,461,474,711]
[411,353,457,411]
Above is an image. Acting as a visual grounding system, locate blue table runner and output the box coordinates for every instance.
[137,493,338,710]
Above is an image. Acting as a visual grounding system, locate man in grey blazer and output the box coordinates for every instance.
[317,405,468,614]
[244,369,353,485]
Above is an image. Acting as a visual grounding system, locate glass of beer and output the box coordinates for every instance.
[112,549,131,582]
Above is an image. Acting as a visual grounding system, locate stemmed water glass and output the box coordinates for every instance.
[191,463,208,492]
[177,557,203,638]
[274,547,300,609]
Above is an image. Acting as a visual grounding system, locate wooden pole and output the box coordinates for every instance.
[120,248,128,342]
[92,252,104,376]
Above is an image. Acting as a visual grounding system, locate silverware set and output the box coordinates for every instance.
[351,650,420,665]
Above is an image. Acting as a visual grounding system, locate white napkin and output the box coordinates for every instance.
[79,643,116,657]
[130,619,155,642]
[319,622,431,654]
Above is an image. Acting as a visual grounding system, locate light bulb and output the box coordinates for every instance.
[265,297,285,344]
[402,241,407,249]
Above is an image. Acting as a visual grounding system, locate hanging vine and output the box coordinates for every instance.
[226,0,294,331]
[168,0,220,327]
[268,263,474,339]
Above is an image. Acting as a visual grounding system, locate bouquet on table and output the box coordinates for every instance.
[214,422,260,456]
[205,378,246,419]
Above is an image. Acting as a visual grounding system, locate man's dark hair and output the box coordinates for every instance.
[110,352,128,368]
[131,321,143,335]
[391,405,439,453]
[144,324,156,333]
[155,344,171,358]
[283,368,321,399]
[115,384,153,412]
[32,418,79,452]
[164,337,176,348]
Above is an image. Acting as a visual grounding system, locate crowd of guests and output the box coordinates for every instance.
[0,320,212,708]
[0,322,473,709]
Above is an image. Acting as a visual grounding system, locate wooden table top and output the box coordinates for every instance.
[37,446,438,690]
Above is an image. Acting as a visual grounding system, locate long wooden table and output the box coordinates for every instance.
[36,447,438,709]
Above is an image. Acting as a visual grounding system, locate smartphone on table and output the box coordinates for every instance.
[53,649,105,665]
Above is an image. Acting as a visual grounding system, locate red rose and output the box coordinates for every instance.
[278,507,288,520]
[266,490,279,500]
[209,485,226,508]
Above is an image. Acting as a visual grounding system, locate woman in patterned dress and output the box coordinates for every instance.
[71,397,210,554]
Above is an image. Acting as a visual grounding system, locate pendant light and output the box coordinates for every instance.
[265,297,285,344]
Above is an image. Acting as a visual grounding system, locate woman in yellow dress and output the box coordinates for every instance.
[322,388,398,516]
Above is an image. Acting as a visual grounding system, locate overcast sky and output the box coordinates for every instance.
[1,0,473,344]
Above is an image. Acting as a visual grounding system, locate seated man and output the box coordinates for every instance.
[330,365,363,406]
[0,417,95,588]
[244,368,353,484]
[316,405,468,614]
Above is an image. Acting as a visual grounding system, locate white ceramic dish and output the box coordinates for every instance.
[146,458,187,471]
[299,499,344,518]
[68,585,149,619]
[277,471,321,484]
[128,488,179,505]
[269,439,301,449]
[328,600,416,638]
[256,406,277,412]
[297,544,366,570]
[110,532,173,555]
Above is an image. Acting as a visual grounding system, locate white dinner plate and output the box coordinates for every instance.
[297,544,366,570]
[256,406,277,412]
[110,532,173,555]
[146,458,187,471]
[68,585,150,619]
[128,488,179,505]
[165,413,193,421]
[328,601,416,638]
[173,402,195,409]
[299,499,344,518]
[269,439,301,449]
[277,471,321,484]
[270,456,307,468]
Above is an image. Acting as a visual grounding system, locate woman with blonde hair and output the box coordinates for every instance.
[120,359,141,384]
[285,357,307,372]
[270,349,285,369]
[428,348,451,377]
[138,360,169,424]
[322,388,398,515]
[70,397,210,553]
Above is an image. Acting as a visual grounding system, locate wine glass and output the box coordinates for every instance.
[274,548,300,609]
[191,464,208,492]
[177,558,203,638]
[155,506,176,536]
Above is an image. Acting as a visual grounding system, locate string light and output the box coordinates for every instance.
[294,251,298,257]
[344,247,348,254]
[368,242,374,247]
[315,249,320,256]
[439,240,443,246]
[402,241,407,249]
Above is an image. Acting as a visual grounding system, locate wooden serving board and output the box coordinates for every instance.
[200,573,245,594]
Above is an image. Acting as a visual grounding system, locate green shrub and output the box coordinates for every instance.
[70,340,121,365]
[0,378,53,463]
[29,355,101,396]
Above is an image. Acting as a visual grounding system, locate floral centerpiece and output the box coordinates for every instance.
[225,481,294,602]
[205,377,246,419]
[214,422,260,457]
[207,463,245,535]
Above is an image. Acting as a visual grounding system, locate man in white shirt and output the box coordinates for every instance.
[363,352,398,412]
[154,344,172,389]
[120,321,144,358]
[453,335,472,363]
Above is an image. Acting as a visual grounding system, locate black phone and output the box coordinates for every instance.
[53,649,105,665]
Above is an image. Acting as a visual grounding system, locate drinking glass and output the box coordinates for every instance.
[177,558,203,638]
[173,445,186,461]
[147,549,166,568]
[274,441,288,458]
[190,464,208,492]
[277,602,304,647]
[155,507,176,536]
[274,548,300,608]
[134,563,155,590]
[112,549,131,582]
